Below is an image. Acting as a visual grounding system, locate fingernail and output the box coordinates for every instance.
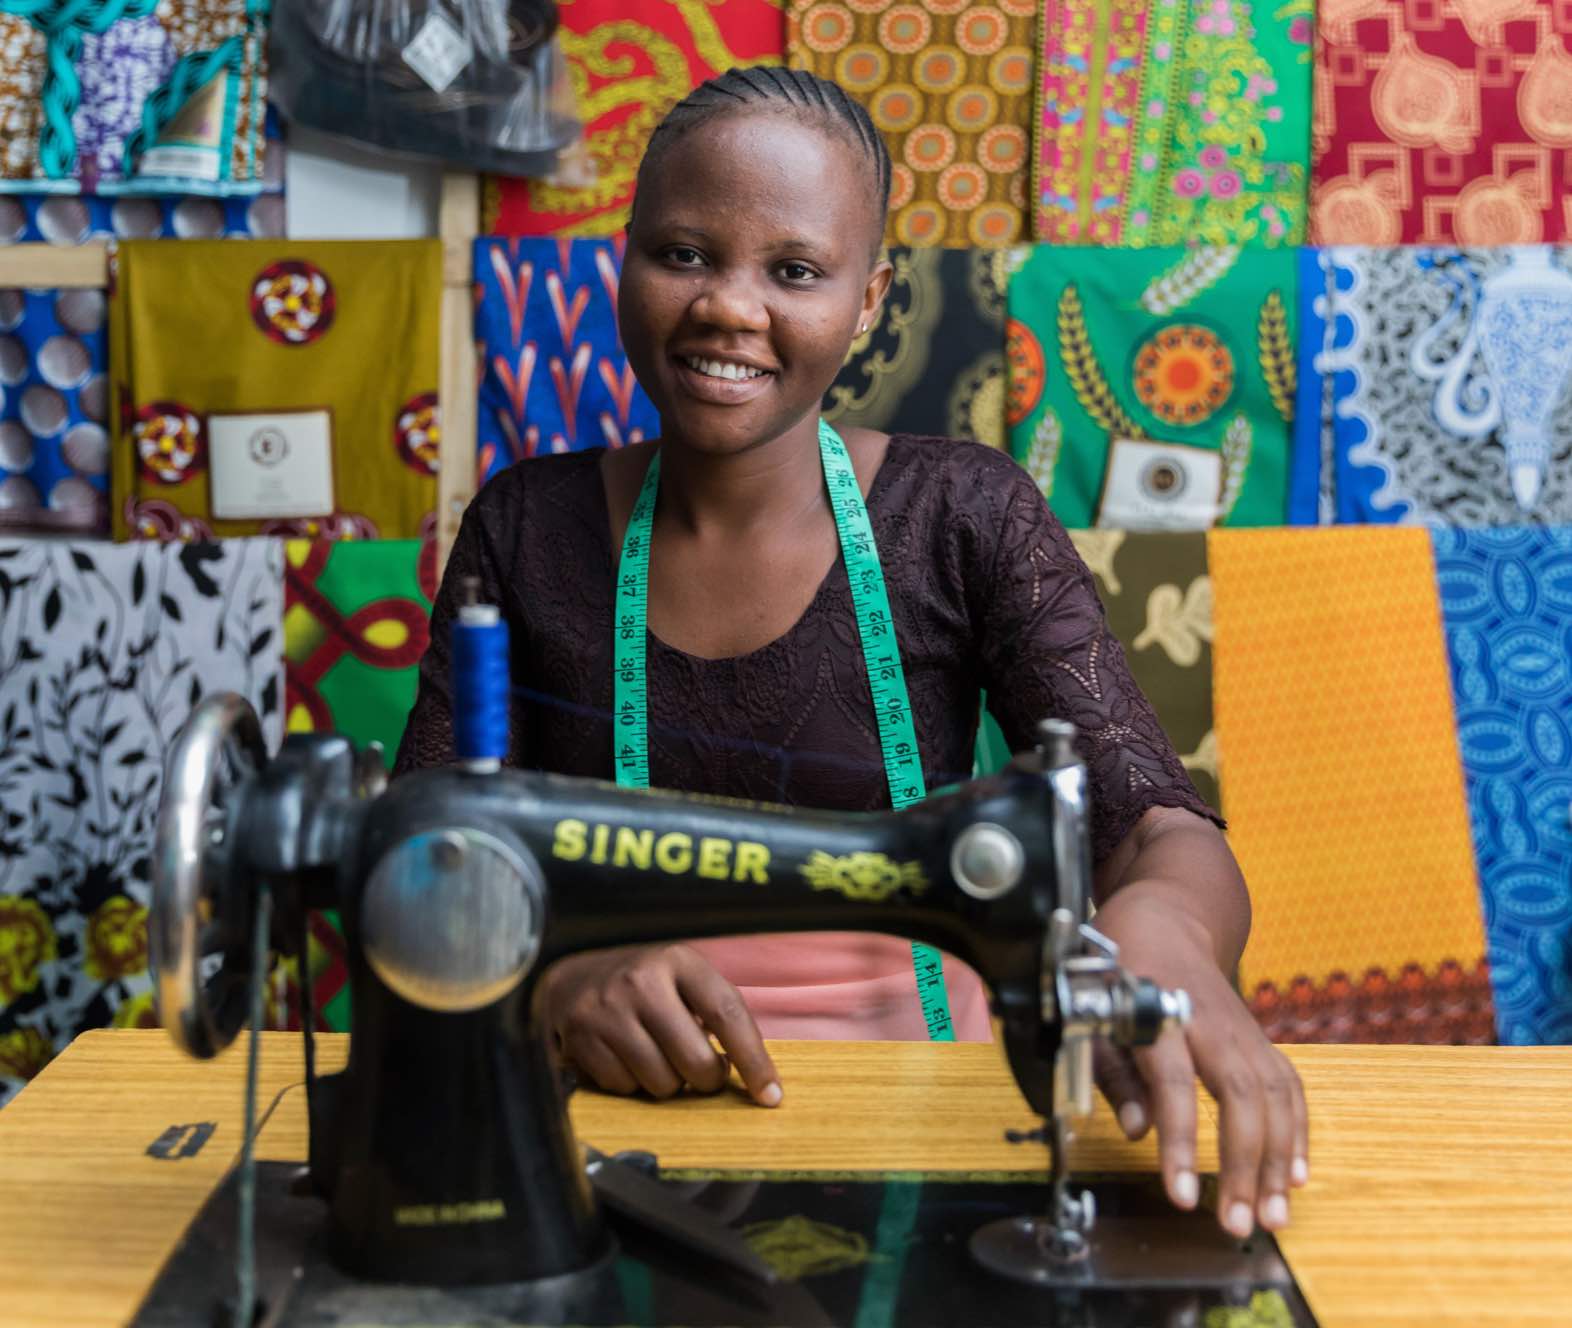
[758,1081,783,1107]
[1224,1201,1254,1239]
[1291,1157,1309,1187]
[1117,1101,1146,1138]
[1173,1170,1199,1209]
[1261,1194,1289,1229]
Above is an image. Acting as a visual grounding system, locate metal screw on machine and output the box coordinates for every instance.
[952,823,1025,900]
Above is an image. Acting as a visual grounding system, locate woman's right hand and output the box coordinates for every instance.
[538,943,783,1107]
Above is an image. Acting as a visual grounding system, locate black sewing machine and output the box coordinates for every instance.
[137,690,1317,1326]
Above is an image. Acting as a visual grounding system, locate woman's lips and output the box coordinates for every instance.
[671,355,777,405]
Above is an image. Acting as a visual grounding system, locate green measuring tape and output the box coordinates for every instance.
[612,421,956,1042]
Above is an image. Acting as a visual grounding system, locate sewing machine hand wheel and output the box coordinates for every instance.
[152,692,268,1059]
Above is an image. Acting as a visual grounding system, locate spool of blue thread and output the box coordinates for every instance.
[451,594,509,773]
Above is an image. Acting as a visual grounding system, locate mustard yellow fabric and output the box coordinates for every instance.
[111,239,440,541]
[1209,527,1486,996]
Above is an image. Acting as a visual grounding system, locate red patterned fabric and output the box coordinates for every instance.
[1312,0,1572,245]
[485,0,785,236]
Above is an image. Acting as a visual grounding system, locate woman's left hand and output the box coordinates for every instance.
[1090,895,1310,1240]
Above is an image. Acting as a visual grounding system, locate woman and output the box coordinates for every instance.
[395,66,1307,1240]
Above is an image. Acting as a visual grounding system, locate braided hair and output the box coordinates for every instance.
[634,66,892,256]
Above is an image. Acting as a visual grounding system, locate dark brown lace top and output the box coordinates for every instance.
[393,436,1219,865]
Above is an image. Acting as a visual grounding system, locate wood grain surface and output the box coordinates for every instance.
[2,1031,1568,1326]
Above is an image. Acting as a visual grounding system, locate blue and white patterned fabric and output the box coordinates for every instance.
[1433,528,1572,1044]
[1288,246,1330,525]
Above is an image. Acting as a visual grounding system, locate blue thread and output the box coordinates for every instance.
[452,605,510,769]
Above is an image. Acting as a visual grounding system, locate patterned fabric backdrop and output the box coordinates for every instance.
[0,0,272,195]
[1297,246,1572,525]
[826,246,1023,447]
[1067,530,1219,809]
[1432,528,1572,1045]
[1008,244,1297,528]
[1035,0,1312,247]
[0,537,284,1106]
[0,191,282,537]
[485,0,784,236]
[1312,0,1572,246]
[474,237,658,483]
[111,239,442,542]
[789,0,1036,247]
[1210,527,1493,1044]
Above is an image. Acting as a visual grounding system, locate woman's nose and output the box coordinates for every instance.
[690,273,769,332]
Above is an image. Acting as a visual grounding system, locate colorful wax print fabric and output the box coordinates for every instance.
[1432,529,1572,1044]
[1286,246,1332,525]
[1312,0,1572,246]
[789,0,1035,247]
[1297,246,1572,526]
[111,239,442,542]
[0,192,282,537]
[1034,0,1312,247]
[484,0,784,236]
[0,537,284,1106]
[1210,527,1493,1044]
[1007,245,1296,529]
[1066,530,1219,810]
[826,246,1023,448]
[0,0,272,195]
[474,237,658,483]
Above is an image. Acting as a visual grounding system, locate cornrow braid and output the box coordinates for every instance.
[634,66,892,249]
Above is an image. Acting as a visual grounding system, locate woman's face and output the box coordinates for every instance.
[619,110,892,456]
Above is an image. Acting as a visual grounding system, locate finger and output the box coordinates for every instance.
[1253,1049,1298,1232]
[1093,1042,1152,1140]
[1287,1053,1310,1189]
[1198,1049,1265,1240]
[637,982,732,1094]
[566,1033,639,1097]
[677,962,781,1107]
[1134,1031,1199,1214]
[607,1018,686,1099]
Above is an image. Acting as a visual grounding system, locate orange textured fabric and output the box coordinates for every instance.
[1208,528,1487,1008]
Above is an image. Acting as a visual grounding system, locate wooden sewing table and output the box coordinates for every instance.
[1,1032,1568,1326]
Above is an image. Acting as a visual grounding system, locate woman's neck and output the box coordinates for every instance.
[655,414,829,539]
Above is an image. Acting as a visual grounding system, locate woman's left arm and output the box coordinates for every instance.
[1092,806,1309,1239]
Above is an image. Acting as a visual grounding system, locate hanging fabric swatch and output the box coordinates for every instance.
[788,0,1035,247]
[1432,528,1572,1045]
[1312,0,1572,246]
[1033,0,1312,247]
[1299,246,1572,525]
[826,246,1024,448]
[110,239,441,542]
[1286,245,1331,525]
[1007,244,1296,529]
[1066,530,1219,811]
[0,0,273,195]
[474,237,658,484]
[1210,527,1493,1044]
[0,192,283,537]
[0,536,284,1106]
[484,0,784,236]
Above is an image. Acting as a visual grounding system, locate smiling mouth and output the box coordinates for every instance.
[679,355,774,382]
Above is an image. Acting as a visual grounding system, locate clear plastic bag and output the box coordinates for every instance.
[268,0,581,177]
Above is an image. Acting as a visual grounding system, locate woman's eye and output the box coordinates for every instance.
[666,246,704,267]
[780,262,818,283]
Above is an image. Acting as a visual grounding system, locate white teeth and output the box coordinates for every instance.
[684,356,766,381]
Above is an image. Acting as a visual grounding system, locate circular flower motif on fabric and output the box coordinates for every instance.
[988,46,1033,95]
[937,162,987,209]
[903,124,957,173]
[0,896,56,1003]
[957,6,1008,55]
[996,0,1037,15]
[877,5,932,54]
[871,83,924,133]
[887,162,917,210]
[920,0,969,13]
[835,44,890,92]
[134,401,205,484]
[1005,317,1045,426]
[396,392,442,474]
[968,202,1021,246]
[845,0,894,13]
[946,85,999,133]
[1133,325,1234,426]
[0,1026,56,1082]
[894,203,945,246]
[250,259,336,346]
[84,896,149,982]
[1172,169,1207,199]
[801,3,855,53]
[978,124,1026,173]
[914,46,964,93]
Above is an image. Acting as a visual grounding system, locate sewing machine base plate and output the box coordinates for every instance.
[134,1163,1318,1327]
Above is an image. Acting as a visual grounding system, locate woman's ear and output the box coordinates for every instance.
[859,255,895,335]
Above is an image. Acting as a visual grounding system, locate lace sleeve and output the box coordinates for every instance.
[391,480,529,776]
[977,470,1222,865]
